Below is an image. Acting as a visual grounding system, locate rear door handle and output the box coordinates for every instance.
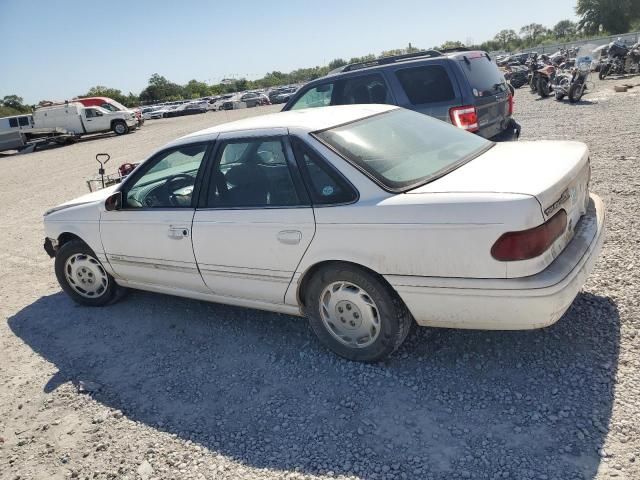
[277,230,302,245]
[168,226,190,239]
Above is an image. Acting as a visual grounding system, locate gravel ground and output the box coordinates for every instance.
[1,78,639,480]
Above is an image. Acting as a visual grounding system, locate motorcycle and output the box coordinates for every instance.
[536,58,558,98]
[504,64,529,89]
[628,42,640,74]
[527,54,545,93]
[554,45,595,103]
[599,39,629,79]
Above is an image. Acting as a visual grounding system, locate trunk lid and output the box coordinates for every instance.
[411,140,591,272]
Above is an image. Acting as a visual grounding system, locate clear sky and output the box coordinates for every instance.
[0,0,578,104]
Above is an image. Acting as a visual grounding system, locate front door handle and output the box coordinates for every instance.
[277,230,302,245]
[168,226,190,239]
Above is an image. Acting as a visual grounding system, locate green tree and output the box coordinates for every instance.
[520,23,547,43]
[577,0,640,34]
[494,29,518,49]
[552,19,577,38]
[1,95,29,112]
[439,40,465,50]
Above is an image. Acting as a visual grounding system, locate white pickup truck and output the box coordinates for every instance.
[34,102,137,136]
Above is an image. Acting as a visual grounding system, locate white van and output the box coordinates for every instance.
[34,102,137,136]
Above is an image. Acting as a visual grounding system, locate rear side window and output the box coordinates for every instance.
[18,117,30,127]
[461,56,508,97]
[290,73,390,110]
[396,65,455,104]
[333,74,390,105]
[9,118,18,128]
[291,137,357,205]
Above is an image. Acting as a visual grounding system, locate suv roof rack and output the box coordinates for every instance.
[338,50,443,73]
[440,47,471,53]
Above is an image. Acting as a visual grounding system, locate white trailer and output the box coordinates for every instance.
[0,114,76,153]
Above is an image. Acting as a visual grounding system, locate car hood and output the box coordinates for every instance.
[45,185,118,216]
[410,140,590,217]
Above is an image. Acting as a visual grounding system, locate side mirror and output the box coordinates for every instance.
[105,191,122,211]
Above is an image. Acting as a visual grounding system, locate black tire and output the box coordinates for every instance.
[112,120,128,135]
[529,76,537,92]
[537,77,550,97]
[569,83,583,103]
[599,65,609,80]
[304,264,413,362]
[54,239,120,306]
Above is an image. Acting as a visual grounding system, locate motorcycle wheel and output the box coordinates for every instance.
[569,83,584,103]
[537,77,550,97]
[599,66,608,80]
[529,76,537,93]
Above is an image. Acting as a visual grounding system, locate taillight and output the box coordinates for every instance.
[507,93,514,116]
[449,106,479,132]
[491,210,567,261]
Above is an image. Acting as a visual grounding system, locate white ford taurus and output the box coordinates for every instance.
[43,105,605,361]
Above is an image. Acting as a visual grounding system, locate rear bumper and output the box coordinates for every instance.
[386,194,605,330]
[489,118,521,142]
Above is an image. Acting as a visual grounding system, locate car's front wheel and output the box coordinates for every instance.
[112,121,128,135]
[54,240,119,306]
[304,265,413,362]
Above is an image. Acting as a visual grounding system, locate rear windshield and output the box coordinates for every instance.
[460,55,508,97]
[314,108,491,191]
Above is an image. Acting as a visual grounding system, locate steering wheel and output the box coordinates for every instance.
[162,174,194,206]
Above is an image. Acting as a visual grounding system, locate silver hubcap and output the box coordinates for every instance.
[319,281,381,348]
[115,124,125,134]
[64,253,109,298]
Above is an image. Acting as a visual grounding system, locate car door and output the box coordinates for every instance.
[100,141,212,292]
[83,108,109,132]
[191,129,315,305]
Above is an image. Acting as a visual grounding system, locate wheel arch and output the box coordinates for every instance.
[57,231,85,248]
[296,260,401,308]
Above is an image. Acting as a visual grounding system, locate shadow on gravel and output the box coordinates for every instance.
[10,290,620,479]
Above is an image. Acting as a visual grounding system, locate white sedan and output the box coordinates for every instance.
[43,105,605,361]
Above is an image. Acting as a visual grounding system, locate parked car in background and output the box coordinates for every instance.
[208,95,234,111]
[34,102,136,136]
[183,101,208,114]
[271,87,298,104]
[240,92,271,107]
[283,50,520,141]
[75,97,144,127]
[43,104,603,362]
[141,106,168,120]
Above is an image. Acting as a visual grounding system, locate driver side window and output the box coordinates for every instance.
[125,143,208,209]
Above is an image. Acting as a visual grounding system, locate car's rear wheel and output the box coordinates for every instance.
[304,265,413,362]
[54,239,119,306]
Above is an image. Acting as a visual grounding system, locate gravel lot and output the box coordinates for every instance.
[1,78,639,480]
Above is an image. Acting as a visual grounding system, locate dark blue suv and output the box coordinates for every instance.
[283,50,520,141]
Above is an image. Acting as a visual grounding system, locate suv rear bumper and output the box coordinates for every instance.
[490,118,521,142]
[386,194,604,330]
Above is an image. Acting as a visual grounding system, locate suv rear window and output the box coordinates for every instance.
[396,65,455,104]
[461,55,508,97]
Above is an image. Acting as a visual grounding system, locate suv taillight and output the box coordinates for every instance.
[449,106,479,132]
[491,210,567,261]
[507,92,514,116]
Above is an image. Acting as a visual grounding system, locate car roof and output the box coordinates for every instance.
[179,104,397,141]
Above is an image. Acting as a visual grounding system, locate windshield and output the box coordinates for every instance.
[314,108,491,191]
